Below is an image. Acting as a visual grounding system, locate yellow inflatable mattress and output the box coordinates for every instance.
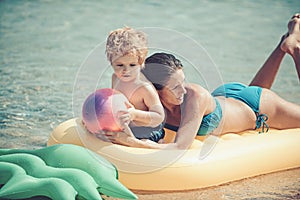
[48,118,300,192]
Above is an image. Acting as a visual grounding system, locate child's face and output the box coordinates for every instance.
[111,54,142,82]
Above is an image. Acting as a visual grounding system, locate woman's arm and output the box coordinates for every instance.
[172,84,211,149]
[104,124,171,149]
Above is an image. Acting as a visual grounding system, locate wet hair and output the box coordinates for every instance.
[106,27,148,65]
[142,53,183,90]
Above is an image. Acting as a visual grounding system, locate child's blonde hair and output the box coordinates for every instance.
[106,27,148,65]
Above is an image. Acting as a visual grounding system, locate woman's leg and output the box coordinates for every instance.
[260,89,300,129]
[249,35,286,89]
[250,13,300,88]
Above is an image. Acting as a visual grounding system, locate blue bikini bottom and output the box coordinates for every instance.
[212,82,268,133]
[212,82,262,113]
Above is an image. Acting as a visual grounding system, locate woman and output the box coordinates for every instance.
[104,14,300,149]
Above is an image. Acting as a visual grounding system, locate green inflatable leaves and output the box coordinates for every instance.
[0,162,77,200]
[0,153,101,200]
[0,144,137,200]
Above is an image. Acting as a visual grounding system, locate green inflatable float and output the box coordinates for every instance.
[0,144,137,200]
[0,162,77,200]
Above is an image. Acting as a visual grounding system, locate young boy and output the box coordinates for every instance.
[104,27,165,143]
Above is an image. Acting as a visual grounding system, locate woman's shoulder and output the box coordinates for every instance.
[184,83,215,114]
[185,83,211,98]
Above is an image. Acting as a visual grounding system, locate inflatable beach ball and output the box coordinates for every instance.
[82,88,128,133]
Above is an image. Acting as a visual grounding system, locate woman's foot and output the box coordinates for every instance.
[280,14,300,79]
[280,14,300,55]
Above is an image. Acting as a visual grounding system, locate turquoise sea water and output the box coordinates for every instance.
[0,0,299,150]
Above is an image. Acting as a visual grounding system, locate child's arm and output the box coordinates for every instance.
[128,84,165,127]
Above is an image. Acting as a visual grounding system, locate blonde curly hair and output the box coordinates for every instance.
[106,27,148,65]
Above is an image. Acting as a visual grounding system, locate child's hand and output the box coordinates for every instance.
[117,101,137,127]
[117,110,131,128]
[125,101,136,121]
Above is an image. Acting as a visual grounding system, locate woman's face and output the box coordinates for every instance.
[159,69,187,106]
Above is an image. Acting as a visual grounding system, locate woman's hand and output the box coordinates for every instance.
[95,130,111,142]
[105,124,136,146]
[95,127,136,146]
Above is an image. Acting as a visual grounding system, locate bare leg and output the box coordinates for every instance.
[249,35,286,89]
[250,13,300,88]
[260,89,300,129]
[280,13,300,80]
